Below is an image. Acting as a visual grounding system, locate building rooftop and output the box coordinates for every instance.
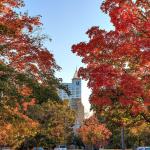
[73,68,79,79]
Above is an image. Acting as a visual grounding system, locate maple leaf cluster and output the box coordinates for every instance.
[72,0,150,121]
[0,0,58,81]
[78,115,111,147]
[0,106,38,148]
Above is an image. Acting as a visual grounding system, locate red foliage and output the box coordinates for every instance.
[72,0,150,118]
[0,0,57,81]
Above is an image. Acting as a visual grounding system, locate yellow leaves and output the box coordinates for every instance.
[5,121,38,148]
[130,122,150,137]
[63,99,69,106]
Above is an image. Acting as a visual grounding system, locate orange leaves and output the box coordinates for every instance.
[0,123,12,145]
[19,85,32,97]
[18,85,36,111]
[130,122,150,137]
[78,115,111,146]
[22,98,36,111]
[0,106,38,148]
[0,0,24,8]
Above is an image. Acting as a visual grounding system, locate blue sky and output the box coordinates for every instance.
[23,0,113,114]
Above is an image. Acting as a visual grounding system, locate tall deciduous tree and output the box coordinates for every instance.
[0,58,66,147]
[72,0,150,122]
[0,0,70,148]
[0,63,39,148]
[0,61,70,148]
[27,100,75,147]
[0,0,59,81]
[78,115,111,149]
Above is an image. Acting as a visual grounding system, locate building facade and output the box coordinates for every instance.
[58,69,84,130]
[58,69,81,100]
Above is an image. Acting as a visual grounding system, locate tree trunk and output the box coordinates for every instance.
[121,126,125,150]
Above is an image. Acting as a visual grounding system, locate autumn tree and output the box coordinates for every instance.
[72,0,150,122]
[0,63,39,148]
[0,107,38,149]
[0,0,75,149]
[130,122,150,146]
[0,61,63,109]
[0,1,72,148]
[78,115,111,150]
[0,61,65,148]
[98,105,150,148]
[0,0,59,82]
[26,100,75,148]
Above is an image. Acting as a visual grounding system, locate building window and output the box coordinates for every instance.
[76,91,80,95]
[76,81,80,85]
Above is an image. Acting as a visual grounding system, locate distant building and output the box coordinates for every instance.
[58,69,81,100]
[58,69,84,130]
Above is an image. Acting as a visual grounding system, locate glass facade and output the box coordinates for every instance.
[58,78,81,101]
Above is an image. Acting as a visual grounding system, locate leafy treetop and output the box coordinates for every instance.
[0,0,59,82]
[72,0,150,122]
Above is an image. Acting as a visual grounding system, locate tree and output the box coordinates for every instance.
[0,62,67,148]
[0,62,71,148]
[0,61,61,108]
[0,62,38,148]
[27,100,76,148]
[130,122,150,145]
[78,115,111,149]
[0,92,38,148]
[99,106,149,149]
[0,0,73,148]
[0,0,71,148]
[0,0,59,82]
[72,0,150,122]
